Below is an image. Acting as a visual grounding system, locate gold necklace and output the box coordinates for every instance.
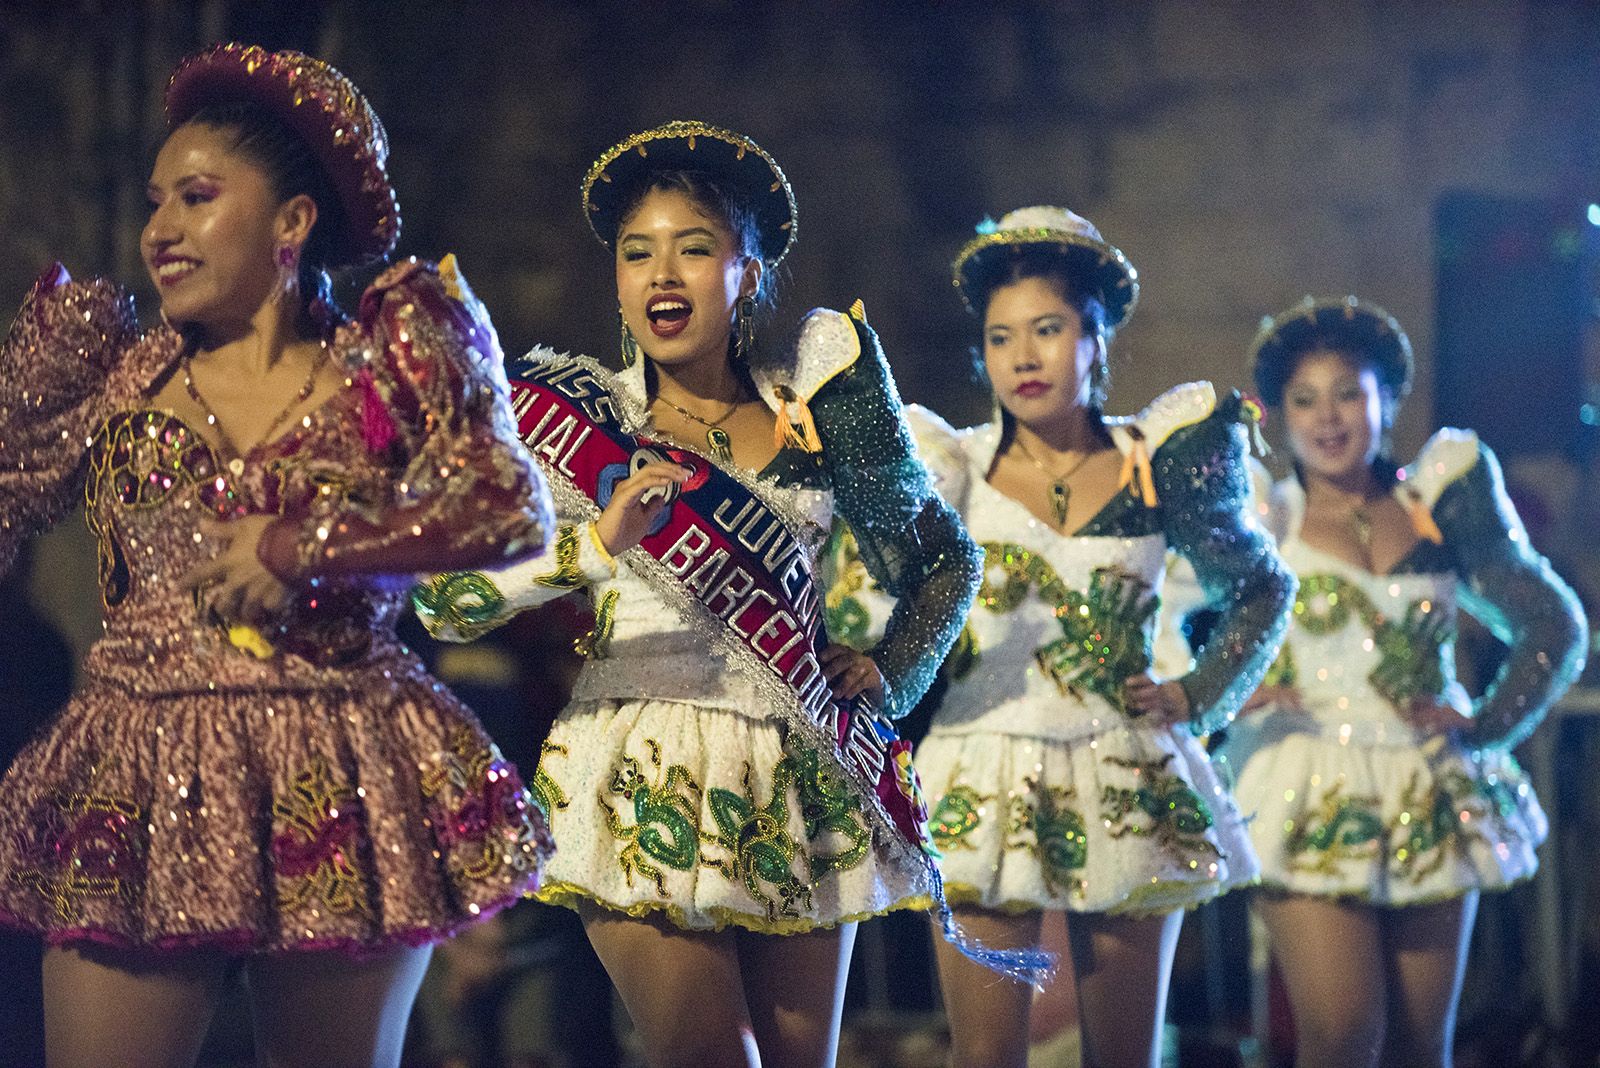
[183,344,328,476]
[1012,435,1097,526]
[653,394,740,463]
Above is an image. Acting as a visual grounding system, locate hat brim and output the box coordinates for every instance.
[582,121,796,267]
[166,44,400,267]
[952,229,1139,327]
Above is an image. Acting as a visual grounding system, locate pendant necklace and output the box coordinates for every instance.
[1013,435,1097,527]
[184,344,328,477]
[653,394,740,464]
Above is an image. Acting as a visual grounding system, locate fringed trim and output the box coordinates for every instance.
[533,878,931,935]
[1118,427,1159,508]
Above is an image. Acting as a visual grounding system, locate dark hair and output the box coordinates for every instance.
[616,168,774,308]
[1252,312,1409,411]
[179,101,348,335]
[970,248,1113,414]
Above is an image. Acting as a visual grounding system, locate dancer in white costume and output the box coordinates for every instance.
[417,122,985,1068]
[1223,297,1587,1068]
[829,207,1293,1068]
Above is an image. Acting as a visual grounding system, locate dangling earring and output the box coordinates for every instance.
[734,296,757,360]
[273,244,299,307]
[619,305,640,368]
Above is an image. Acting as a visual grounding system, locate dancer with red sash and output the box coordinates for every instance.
[417,121,993,1068]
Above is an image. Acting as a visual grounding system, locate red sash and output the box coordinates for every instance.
[508,355,936,861]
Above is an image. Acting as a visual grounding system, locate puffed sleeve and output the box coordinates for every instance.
[0,263,135,575]
[805,309,982,718]
[1156,391,1297,735]
[257,257,554,582]
[1435,439,1588,750]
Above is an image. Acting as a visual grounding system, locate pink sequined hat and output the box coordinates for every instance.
[165,42,401,267]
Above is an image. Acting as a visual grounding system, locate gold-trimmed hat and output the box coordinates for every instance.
[581,120,797,267]
[165,42,400,267]
[952,206,1139,326]
[1249,295,1413,406]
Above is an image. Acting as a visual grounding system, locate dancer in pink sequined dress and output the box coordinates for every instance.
[0,44,554,1067]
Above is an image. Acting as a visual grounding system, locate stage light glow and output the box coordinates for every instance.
[1587,203,1600,226]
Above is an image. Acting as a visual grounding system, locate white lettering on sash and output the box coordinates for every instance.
[706,567,756,619]
[663,526,713,575]
[556,426,591,477]
[729,589,778,638]
[534,415,576,465]
[713,498,757,532]
[684,549,730,598]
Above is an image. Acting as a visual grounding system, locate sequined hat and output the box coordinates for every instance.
[952,206,1139,326]
[581,121,797,268]
[1249,296,1414,406]
[165,43,400,267]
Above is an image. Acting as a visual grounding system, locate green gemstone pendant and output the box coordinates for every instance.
[1049,481,1070,526]
[706,427,734,464]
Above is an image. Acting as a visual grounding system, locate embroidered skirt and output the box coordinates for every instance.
[0,659,551,954]
[916,723,1257,915]
[530,698,928,934]
[1220,711,1545,904]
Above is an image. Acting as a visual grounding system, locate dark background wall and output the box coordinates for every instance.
[3,0,1598,653]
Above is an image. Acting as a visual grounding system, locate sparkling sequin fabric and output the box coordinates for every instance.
[0,260,554,952]
[421,308,978,933]
[1220,430,1586,903]
[832,383,1293,913]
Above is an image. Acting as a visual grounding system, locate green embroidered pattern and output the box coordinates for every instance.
[1293,574,1454,710]
[1101,755,1220,865]
[1007,780,1089,897]
[529,741,570,822]
[576,589,620,659]
[412,570,507,641]
[703,762,813,921]
[602,741,703,897]
[930,784,988,851]
[536,524,586,590]
[977,542,1158,712]
[789,747,871,878]
[823,526,876,650]
[1284,782,1386,876]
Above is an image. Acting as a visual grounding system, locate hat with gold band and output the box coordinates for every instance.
[581,121,796,267]
[165,42,400,267]
[1250,295,1413,406]
[952,206,1139,326]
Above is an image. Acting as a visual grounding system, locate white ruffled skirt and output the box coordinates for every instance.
[530,698,928,933]
[1219,708,1545,905]
[915,722,1257,915]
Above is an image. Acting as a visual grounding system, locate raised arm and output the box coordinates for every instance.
[0,264,134,575]
[257,257,553,582]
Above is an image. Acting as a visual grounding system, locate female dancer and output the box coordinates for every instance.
[416,121,982,1068]
[0,44,554,1068]
[835,206,1293,1068]
[1224,297,1587,1068]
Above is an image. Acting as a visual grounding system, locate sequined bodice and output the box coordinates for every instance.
[80,403,407,693]
[1274,537,1460,740]
[934,475,1168,740]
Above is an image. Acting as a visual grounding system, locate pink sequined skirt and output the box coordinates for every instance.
[0,661,552,955]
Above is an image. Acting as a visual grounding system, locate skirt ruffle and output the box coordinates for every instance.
[530,699,928,934]
[1220,717,1545,904]
[916,724,1257,915]
[0,667,552,954]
